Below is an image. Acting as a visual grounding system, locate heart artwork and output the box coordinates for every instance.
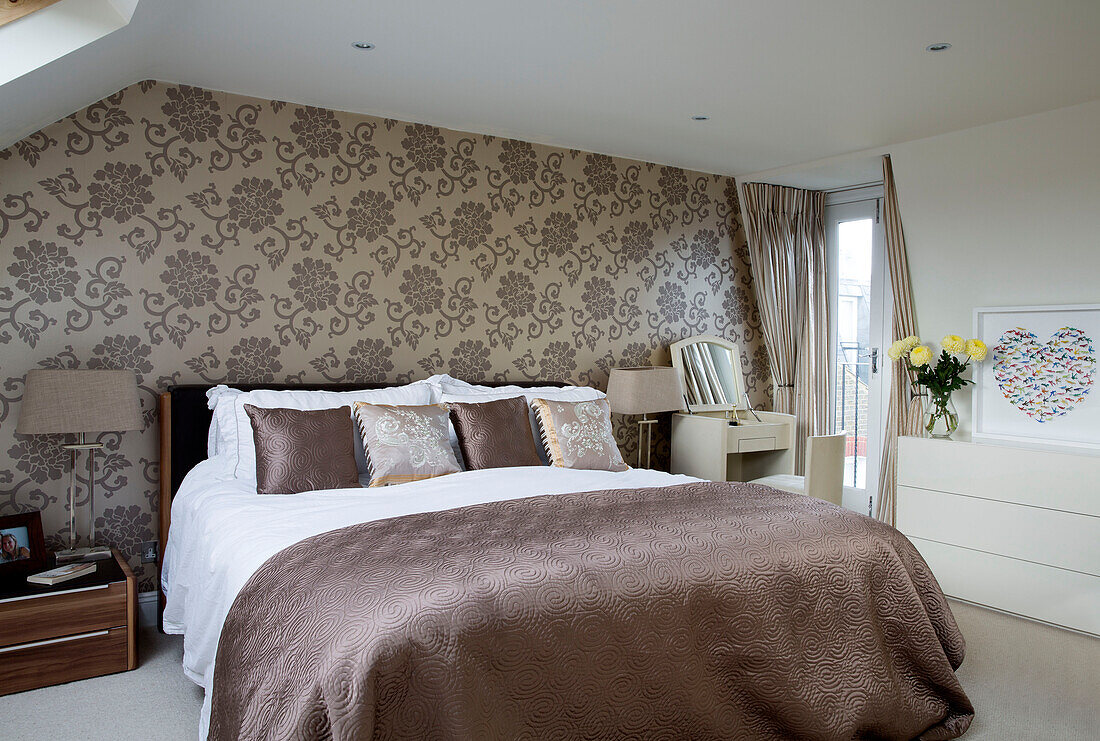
[992,326,1095,422]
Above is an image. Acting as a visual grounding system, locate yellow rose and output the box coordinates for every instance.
[966,338,988,361]
[942,334,966,354]
[909,345,933,366]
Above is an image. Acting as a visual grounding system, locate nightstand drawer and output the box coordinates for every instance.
[0,626,128,695]
[0,581,127,648]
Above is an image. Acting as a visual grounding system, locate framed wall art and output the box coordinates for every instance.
[973,304,1099,450]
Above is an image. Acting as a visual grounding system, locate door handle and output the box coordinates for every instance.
[858,348,878,374]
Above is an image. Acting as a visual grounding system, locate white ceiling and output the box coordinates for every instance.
[2,0,1099,177]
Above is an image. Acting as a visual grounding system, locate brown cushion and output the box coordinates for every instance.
[530,397,629,471]
[244,404,361,495]
[448,396,543,470]
[352,403,461,487]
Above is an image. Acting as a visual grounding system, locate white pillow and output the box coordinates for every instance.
[418,374,485,403]
[207,415,218,459]
[213,385,435,482]
[435,376,493,393]
[205,385,243,457]
[440,385,605,464]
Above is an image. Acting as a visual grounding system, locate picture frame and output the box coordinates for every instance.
[0,510,47,575]
[973,304,1100,451]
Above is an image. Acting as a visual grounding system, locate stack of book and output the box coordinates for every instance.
[27,561,96,585]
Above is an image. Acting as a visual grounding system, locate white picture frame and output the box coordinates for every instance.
[973,304,1100,451]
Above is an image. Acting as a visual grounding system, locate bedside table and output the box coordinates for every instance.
[0,548,137,694]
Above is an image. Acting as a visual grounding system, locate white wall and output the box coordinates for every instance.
[739,98,1100,436]
[889,99,1100,433]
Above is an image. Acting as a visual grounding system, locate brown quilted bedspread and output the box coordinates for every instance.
[210,481,973,740]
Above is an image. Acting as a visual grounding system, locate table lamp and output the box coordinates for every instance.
[17,369,142,562]
[606,366,685,468]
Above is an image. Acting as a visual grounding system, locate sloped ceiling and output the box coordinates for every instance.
[0,0,139,87]
[2,0,1099,176]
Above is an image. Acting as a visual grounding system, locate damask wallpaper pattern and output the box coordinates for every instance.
[0,81,768,589]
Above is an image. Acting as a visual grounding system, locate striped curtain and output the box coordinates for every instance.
[875,155,923,526]
[741,183,830,472]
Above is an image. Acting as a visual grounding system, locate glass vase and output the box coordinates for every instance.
[923,394,959,439]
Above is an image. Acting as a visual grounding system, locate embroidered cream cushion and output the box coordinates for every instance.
[353,403,461,487]
[530,397,629,472]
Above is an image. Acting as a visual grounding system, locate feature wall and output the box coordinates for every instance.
[0,81,767,588]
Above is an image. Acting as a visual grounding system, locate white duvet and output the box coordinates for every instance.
[161,458,697,737]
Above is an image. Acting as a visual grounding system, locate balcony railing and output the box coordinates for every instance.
[836,360,869,487]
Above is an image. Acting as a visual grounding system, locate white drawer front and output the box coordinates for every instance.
[909,536,1100,636]
[897,486,1100,576]
[897,436,1100,516]
[736,437,776,454]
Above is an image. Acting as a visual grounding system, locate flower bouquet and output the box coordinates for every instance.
[887,334,987,439]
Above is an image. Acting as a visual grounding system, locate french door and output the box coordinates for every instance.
[825,188,889,515]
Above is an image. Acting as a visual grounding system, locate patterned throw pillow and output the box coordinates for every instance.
[447,396,543,470]
[439,385,606,465]
[530,397,629,471]
[353,403,461,487]
[244,405,361,495]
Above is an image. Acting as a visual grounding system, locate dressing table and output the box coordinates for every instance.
[668,335,796,482]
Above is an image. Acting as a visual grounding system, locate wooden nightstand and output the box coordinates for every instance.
[0,548,137,694]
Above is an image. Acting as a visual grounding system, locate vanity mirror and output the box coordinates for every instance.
[669,335,747,414]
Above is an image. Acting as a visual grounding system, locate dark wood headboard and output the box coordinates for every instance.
[156,381,565,576]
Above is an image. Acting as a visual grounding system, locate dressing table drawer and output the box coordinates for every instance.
[735,437,776,453]
[725,422,790,453]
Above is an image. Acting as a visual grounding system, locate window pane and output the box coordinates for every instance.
[834,219,872,488]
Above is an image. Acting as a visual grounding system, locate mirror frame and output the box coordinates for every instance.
[669,334,747,414]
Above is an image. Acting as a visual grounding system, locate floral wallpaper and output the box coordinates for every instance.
[0,81,768,590]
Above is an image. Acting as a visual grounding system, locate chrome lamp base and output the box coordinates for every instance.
[59,434,107,561]
[636,414,658,469]
[56,545,112,563]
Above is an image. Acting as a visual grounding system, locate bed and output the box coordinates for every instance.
[158,381,973,740]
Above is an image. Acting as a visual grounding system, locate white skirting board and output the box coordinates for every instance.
[138,591,158,627]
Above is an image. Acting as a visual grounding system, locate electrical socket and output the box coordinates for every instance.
[141,540,158,563]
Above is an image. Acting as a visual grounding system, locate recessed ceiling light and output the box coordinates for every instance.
[925,43,951,52]
[352,41,376,50]
[690,115,709,121]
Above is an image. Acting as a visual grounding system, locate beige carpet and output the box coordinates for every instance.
[0,626,204,739]
[950,601,1099,740]
[0,600,1096,739]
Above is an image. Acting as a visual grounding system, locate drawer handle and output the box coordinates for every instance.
[0,583,110,605]
[0,629,110,654]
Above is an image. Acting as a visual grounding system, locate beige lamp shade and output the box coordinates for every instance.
[606,366,685,415]
[17,369,142,434]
